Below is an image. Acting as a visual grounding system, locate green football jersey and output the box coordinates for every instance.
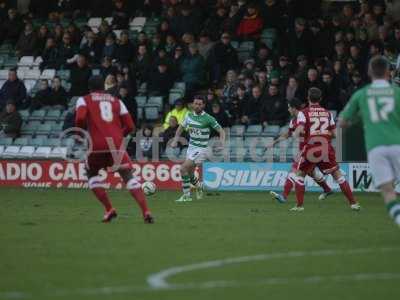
[182,111,221,148]
[340,80,400,152]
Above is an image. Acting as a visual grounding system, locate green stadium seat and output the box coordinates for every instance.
[45,110,62,121]
[144,106,159,120]
[135,96,147,107]
[262,125,280,137]
[147,96,163,111]
[0,137,13,145]
[56,70,71,80]
[230,125,245,137]
[21,121,40,135]
[169,92,182,105]
[36,123,53,135]
[52,123,64,132]
[30,137,45,147]
[19,110,30,121]
[29,109,46,121]
[32,146,52,158]
[44,138,62,147]
[13,137,30,146]
[245,125,262,136]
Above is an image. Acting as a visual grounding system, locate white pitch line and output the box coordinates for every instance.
[147,247,400,289]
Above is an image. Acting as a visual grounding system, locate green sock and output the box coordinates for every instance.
[386,199,400,225]
[182,175,191,196]
[190,174,198,186]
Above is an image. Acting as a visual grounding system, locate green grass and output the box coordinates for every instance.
[1,188,400,300]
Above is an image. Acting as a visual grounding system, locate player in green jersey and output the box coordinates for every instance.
[171,96,225,202]
[339,56,400,227]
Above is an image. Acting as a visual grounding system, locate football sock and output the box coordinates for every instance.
[92,187,113,212]
[182,175,191,196]
[336,176,356,205]
[316,178,332,193]
[190,174,199,186]
[294,177,305,207]
[127,178,150,217]
[282,174,295,199]
[386,200,400,225]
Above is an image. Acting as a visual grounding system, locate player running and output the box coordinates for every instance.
[269,97,333,203]
[171,95,225,202]
[339,56,400,226]
[292,88,360,211]
[75,76,154,223]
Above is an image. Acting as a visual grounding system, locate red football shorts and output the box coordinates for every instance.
[297,144,338,175]
[86,150,132,174]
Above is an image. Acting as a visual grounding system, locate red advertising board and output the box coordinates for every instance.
[0,160,183,190]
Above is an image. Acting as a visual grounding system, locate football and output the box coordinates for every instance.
[142,181,156,196]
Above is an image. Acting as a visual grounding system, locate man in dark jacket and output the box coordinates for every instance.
[242,85,264,125]
[0,69,27,110]
[118,83,137,121]
[0,100,22,138]
[321,71,342,111]
[15,23,37,58]
[80,31,102,64]
[170,5,201,37]
[1,8,23,44]
[30,79,52,111]
[114,31,135,64]
[208,32,239,83]
[148,61,174,98]
[285,18,312,60]
[70,54,91,96]
[261,84,289,126]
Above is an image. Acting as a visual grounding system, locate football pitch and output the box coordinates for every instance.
[1,188,400,300]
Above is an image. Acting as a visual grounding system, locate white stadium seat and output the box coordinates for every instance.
[32,146,52,158]
[49,147,68,159]
[17,56,35,67]
[104,17,113,25]
[0,145,4,156]
[0,70,8,80]
[40,69,56,80]
[1,146,21,158]
[88,17,102,28]
[130,17,146,27]
[15,146,35,158]
[24,80,37,93]
[24,69,41,80]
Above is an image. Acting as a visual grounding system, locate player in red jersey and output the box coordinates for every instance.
[291,88,360,211]
[269,98,332,203]
[75,76,154,223]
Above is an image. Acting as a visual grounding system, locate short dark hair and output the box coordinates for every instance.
[193,95,206,103]
[308,87,322,103]
[88,75,104,91]
[288,98,303,110]
[369,56,389,79]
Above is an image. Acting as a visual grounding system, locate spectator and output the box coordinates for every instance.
[208,32,238,83]
[286,18,312,60]
[170,5,201,37]
[285,76,305,104]
[163,99,188,129]
[236,3,263,40]
[100,56,118,79]
[102,33,117,59]
[119,83,137,121]
[303,68,324,94]
[221,70,239,102]
[0,100,22,138]
[104,74,118,96]
[1,8,23,44]
[254,45,273,70]
[204,6,228,41]
[343,70,365,105]
[197,32,214,60]
[180,43,205,95]
[15,23,37,58]
[41,37,58,69]
[241,85,264,125]
[132,44,152,84]
[321,71,342,110]
[30,79,52,111]
[53,24,65,44]
[48,77,69,109]
[228,85,246,125]
[148,61,174,98]
[261,84,289,126]
[260,0,287,31]
[139,125,154,159]
[210,101,230,129]
[111,0,130,30]
[114,31,135,64]
[161,116,180,151]
[70,54,91,96]
[35,25,50,56]
[57,32,78,69]
[0,69,27,110]
[277,56,292,83]
[80,30,102,64]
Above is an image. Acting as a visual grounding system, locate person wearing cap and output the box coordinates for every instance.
[180,43,205,94]
[286,17,312,61]
[236,3,263,39]
[163,98,189,130]
[0,68,27,110]
[148,60,174,99]
[207,32,239,83]
[0,100,22,138]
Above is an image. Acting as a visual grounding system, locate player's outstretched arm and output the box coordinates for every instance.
[75,97,88,129]
[268,132,290,148]
[293,125,304,138]
[121,113,135,136]
[171,125,184,148]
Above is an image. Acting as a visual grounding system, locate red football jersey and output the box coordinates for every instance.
[75,92,134,151]
[296,103,335,149]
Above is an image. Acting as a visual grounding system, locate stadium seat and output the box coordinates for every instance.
[52,123,64,132]
[144,106,159,120]
[330,110,338,120]
[0,145,4,156]
[29,110,46,121]
[262,125,280,137]
[30,137,45,147]
[69,96,79,108]
[137,107,143,120]
[104,17,113,25]
[165,147,180,159]
[135,96,147,107]
[19,110,30,121]
[2,146,21,158]
[88,17,102,28]
[169,92,182,105]
[40,69,56,80]
[138,83,147,95]
[32,146,52,158]
[44,138,62,147]
[24,69,41,79]
[56,69,70,80]
[24,80,37,93]
[92,69,100,76]
[4,56,18,68]
[0,80,6,88]
[0,137,13,145]
[36,123,53,135]
[21,121,40,135]
[16,146,35,158]
[245,125,262,136]
[17,56,35,67]
[244,137,262,148]
[45,110,62,121]
[62,138,75,147]
[33,56,43,67]
[230,125,245,137]
[147,97,163,111]
[113,30,122,39]
[17,68,26,79]
[130,17,146,31]
[230,41,239,49]
[13,137,30,146]
[0,70,8,79]
[49,147,68,159]
[173,82,186,92]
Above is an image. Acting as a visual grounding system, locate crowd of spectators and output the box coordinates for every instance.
[0,0,399,144]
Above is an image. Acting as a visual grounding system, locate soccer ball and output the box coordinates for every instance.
[142,181,156,196]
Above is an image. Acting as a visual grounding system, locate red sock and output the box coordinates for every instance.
[294,178,305,207]
[316,179,332,193]
[339,181,356,205]
[282,177,294,199]
[127,178,150,216]
[92,187,113,212]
